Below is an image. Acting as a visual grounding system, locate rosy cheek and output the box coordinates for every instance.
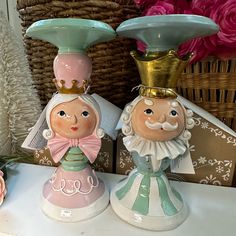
[80,118,96,131]
[54,119,65,129]
[148,116,156,122]
[139,113,150,123]
[167,114,181,123]
[51,119,70,134]
[168,117,178,123]
[83,121,92,129]
[170,117,185,132]
[144,116,158,125]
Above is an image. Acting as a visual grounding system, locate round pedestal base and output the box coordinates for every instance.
[41,187,109,222]
[110,179,188,231]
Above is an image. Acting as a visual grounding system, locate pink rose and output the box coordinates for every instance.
[0,170,7,206]
[211,45,236,60]
[203,34,218,53]
[178,38,211,63]
[137,40,147,52]
[191,0,217,16]
[136,0,236,61]
[144,1,175,15]
[175,0,192,14]
[134,0,158,8]
[134,0,160,14]
[135,0,175,7]
[210,0,236,48]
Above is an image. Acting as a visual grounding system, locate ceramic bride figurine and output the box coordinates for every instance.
[26,18,115,222]
[110,15,219,230]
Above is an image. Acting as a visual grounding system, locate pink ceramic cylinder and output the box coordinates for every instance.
[53,53,92,88]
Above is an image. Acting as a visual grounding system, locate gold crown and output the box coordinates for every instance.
[131,50,191,98]
[53,79,90,94]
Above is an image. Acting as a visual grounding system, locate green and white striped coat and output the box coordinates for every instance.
[115,152,184,217]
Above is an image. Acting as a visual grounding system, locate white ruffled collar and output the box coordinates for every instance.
[123,135,187,160]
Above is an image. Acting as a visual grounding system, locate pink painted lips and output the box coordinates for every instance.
[71,127,78,131]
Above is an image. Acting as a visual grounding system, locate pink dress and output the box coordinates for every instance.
[42,147,109,222]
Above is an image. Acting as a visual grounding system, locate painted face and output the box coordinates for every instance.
[50,98,97,139]
[131,97,185,141]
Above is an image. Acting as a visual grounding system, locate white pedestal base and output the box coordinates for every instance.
[41,187,109,222]
[110,182,188,231]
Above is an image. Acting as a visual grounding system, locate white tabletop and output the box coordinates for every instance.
[0,163,236,236]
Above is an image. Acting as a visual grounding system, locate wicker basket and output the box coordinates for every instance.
[17,0,140,108]
[16,1,236,131]
[178,58,236,131]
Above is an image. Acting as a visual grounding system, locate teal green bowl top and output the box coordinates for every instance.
[116,15,219,52]
[26,18,116,53]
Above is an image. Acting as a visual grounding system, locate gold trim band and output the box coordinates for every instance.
[53,79,90,94]
[139,86,177,99]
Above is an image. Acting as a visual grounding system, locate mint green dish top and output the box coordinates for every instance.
[116,15,219,52]
[26,18,116,53]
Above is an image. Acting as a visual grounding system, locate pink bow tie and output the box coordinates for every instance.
[47,134,101,164]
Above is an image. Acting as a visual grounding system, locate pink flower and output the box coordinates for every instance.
[175,0,192,14]
[134,0,158,8]
[178,38,211,63]
[0,170,7,206]
[144,1,175,15]
[191,0,217,16]
[203,34,218,52]
[137,40,147,52]
[134,0,147,5]
[134,0,159,13]
[136,0,236,61]
[210,0,236,48]
[211,45,236,60]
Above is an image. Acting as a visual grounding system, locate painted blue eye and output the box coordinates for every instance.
[144,108,153,115]
[81,111,89,117]
[57,110,66,117]
[170,110,178,116]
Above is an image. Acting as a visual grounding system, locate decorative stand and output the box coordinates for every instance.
[26,19,115,222]
[110,15,218,231]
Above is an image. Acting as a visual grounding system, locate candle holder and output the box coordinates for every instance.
[26,18,115,222]
[110,15,218,231]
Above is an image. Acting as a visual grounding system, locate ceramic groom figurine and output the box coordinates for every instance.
[111,51,195,231]
[26,18,115,222]
[122,90,194,172]
[110,15,219,230]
